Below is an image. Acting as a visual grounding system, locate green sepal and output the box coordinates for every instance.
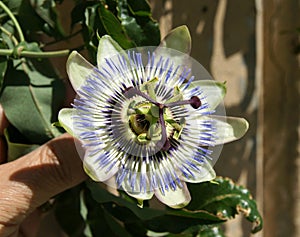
[159,25,191,54]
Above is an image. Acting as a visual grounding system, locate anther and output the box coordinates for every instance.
[190,96,202,109]
[165,96,202,109]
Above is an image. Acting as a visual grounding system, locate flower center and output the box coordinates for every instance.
[127,100,171,146]
[125,78,201,151]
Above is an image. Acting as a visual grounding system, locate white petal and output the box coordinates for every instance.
[83,161,101,182]
[97,35,123,67]
[154,182,191,209]
[181,161,216,183]
[159,25,191,54]
[189,80,226,110]
[66,51,94,91]
[83,152,119,182]
[210,115,249,145]
[124,189,154,201]
[58,108,76,137]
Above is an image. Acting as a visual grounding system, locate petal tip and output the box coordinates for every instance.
[58,108,75,136]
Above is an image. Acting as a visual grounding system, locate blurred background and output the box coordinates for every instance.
[149,0,300,237]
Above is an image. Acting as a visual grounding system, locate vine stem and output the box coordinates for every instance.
[0,48,70,58]
[0,1,25,42]
[0,26,18,45]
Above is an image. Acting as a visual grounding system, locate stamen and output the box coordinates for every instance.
[165,96,201,109]
[123,87,160,107]
[158,107,171,151]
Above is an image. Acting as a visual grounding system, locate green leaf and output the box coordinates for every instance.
[87,180,166,220]
[85,188,133,237]
[0,58,65,144]
[0,40,8,90]
[145,177,262,234]
[1,0,22,12]
[98,3,135,49]
[164,225,225,237]
[84,4,101,40]
[117,0,160,46]
[71,1,96,29]
[145,211,222,234]
[127,0,151,17]
[87,181,224,234]
[141,20,161,46]
[16,0,64,38]
[187,177,263,233]
[4,127,39,161]
[54,186,87,237]
[0,20,16,49]
[117,0,144,45]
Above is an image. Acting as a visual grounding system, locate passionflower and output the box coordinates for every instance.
[58,26,249,208]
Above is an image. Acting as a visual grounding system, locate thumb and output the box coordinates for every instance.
[0,133,87,235]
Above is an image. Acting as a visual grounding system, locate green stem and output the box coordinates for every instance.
[0,26,18,45]
[0,1,25,42]
[0,48,70,58]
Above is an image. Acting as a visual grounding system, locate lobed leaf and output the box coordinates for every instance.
[187,177,263,233]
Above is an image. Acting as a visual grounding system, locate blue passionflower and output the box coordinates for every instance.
[58,26,249,208]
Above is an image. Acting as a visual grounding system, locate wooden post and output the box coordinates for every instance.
[262,0,300,236]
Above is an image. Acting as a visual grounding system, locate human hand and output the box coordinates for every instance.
[0,105,87,237]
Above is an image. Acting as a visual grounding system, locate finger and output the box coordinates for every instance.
[0,133,87,235]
